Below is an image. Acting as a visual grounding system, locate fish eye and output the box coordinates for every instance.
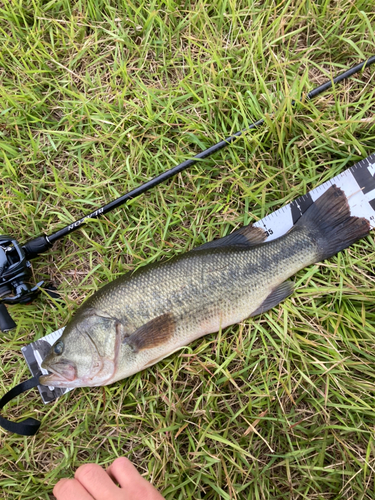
[54,340,64,355]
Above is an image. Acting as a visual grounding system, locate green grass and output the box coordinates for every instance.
[1,0,375,498]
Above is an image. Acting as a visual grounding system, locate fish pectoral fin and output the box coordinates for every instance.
[193,225,267,251]
[249,281,294,317]
[122,313,176,353]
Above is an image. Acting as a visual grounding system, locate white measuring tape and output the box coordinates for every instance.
[22,153,375,403]
[253,153,375,239]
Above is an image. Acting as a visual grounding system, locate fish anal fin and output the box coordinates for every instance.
[250,281,294,317]
[122,313,176,353]
[193,225,267,251]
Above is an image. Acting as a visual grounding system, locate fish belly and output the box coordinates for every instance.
[113,229,319,380]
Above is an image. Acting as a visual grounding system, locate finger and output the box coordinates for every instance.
[74,463,121,500]
[107,457,165,499]
[107,458,141,488]
[53,478,94,500]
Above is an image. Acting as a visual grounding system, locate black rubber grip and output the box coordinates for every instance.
[22,236,53,260]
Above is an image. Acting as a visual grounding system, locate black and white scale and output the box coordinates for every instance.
[23,152,375,405]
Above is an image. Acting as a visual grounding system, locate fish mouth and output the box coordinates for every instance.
[39,360,77,387]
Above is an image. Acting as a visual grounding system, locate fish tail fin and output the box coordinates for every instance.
[295,185,370,261]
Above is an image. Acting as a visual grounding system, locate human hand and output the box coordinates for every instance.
[53,457,165,500]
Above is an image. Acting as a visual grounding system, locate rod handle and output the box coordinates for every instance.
[22,236,52,260]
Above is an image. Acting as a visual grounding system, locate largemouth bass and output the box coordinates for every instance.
[40,185,370,388]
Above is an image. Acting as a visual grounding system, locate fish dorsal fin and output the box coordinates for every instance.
[249,281,294,317]
[193,225,267,251]
[122,313,176,353]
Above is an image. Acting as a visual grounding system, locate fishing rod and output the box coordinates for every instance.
[0,55,374,332]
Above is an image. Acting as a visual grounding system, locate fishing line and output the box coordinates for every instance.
[1,56,375,436]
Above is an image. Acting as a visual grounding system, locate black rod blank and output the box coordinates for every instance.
[22,55,375,259]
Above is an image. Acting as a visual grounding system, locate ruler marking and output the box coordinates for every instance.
[351,162,375,194]
[22,328,70,403]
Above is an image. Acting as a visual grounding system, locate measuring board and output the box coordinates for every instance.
[22,152,375,403]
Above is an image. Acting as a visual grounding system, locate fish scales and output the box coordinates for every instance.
[85,229,315,349]
[40,186,370,388]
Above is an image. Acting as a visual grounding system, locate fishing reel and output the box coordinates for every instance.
[0,235,45,332]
